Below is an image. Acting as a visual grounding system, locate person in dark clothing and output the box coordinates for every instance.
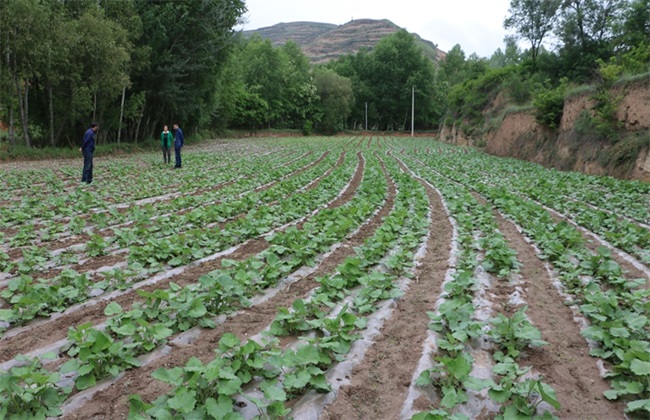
[79,122,98,184]
[173,123,184,168]
[161,125,173,164]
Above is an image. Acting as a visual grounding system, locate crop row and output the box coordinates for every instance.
[0,148,353,334]
[400,141,649,417]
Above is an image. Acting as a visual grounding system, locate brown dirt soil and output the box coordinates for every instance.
[63,151,396,419]
[490,208,627,419]
[321,155,453,420]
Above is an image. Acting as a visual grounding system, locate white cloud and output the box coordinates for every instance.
[238,0,512,57]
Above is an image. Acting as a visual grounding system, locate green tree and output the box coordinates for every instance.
[489,37,523,68]
[504,0,562,63]
[132,0,245,139]
[0,0,51,147]
[439,44,467,86]
[239,35,285,128]
[325,50,375,130]
[555,0,627,80]
[313,69,354,134]
[366,30,437,130]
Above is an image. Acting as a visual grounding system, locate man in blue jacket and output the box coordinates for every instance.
[173,123,184,168]
[79,122,98,183]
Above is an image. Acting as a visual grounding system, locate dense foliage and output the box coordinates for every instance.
[442,0,649,136]
[0,0,245,147]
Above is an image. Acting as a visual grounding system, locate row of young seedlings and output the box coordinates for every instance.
[0,149,387,418]
[0,144,285,227]
[0,149,302,278]
[4,149,327,275]
[407,145,650,417]
[461,146,649,225]
[0,148,353,335]
[0,149,319,283]
[0,148,312,250]
[428,147,649,264]
[126,151,432,419]
[0,148,288,251]
[396,152,560,420]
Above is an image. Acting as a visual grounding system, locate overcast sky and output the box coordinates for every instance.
[238,0,513,58]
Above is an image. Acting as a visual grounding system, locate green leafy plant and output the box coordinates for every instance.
[416,352,487,409]
[86,233,109,257]
[0,353,71,418]
[61,323,141,390]
[488,354,561,419]
[532,78,567,129]
[488,306,547,358]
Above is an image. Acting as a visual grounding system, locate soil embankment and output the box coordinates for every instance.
[446,78,650,181]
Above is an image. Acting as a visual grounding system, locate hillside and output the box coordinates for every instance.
[439,76,650,181]
[242,19,446,64]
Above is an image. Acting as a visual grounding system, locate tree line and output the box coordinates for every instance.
[1,0,648,149]
[0,0,245,148]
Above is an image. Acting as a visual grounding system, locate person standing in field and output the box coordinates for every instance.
[161,125,173,164]
[79,122,98,184]
[173,123,184,168]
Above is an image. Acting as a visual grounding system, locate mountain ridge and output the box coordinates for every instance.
[242,19,446,64]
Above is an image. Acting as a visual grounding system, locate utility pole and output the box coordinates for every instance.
[411,86,415,137]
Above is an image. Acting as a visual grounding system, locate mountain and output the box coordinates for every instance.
[242,19,446,65]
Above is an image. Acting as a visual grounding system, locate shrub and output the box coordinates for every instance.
[532,79,567,129]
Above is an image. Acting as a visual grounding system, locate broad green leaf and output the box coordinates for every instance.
[0,309,15,322]
[536,381,561,410]
[217,377,243,396]
[309,373,331,392]
[219,333,239,349]
[440,386,459,409]
[152,367,185,386]
[260,380,287,402]
[115,323,137,336]
[75,374,96,390]
[187,300,207,318]
[167,389,197,414]
[104,302,123,316]
[289,368,314,390]
[465,376,493,391]
[205,395,236,418]
[609,327,630,338]
[630,359,650,375]
[625,399,650,413]
[59,359,80,374]
[295,344,320,365]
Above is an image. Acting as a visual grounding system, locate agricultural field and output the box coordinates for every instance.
[0,136,648,420]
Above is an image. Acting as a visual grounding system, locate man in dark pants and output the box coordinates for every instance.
[173,123,184,168]
[79,122,98,184]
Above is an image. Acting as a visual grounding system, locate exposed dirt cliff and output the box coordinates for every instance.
[445,78,650,181]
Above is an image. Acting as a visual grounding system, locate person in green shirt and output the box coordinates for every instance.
[161,125,173,164]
